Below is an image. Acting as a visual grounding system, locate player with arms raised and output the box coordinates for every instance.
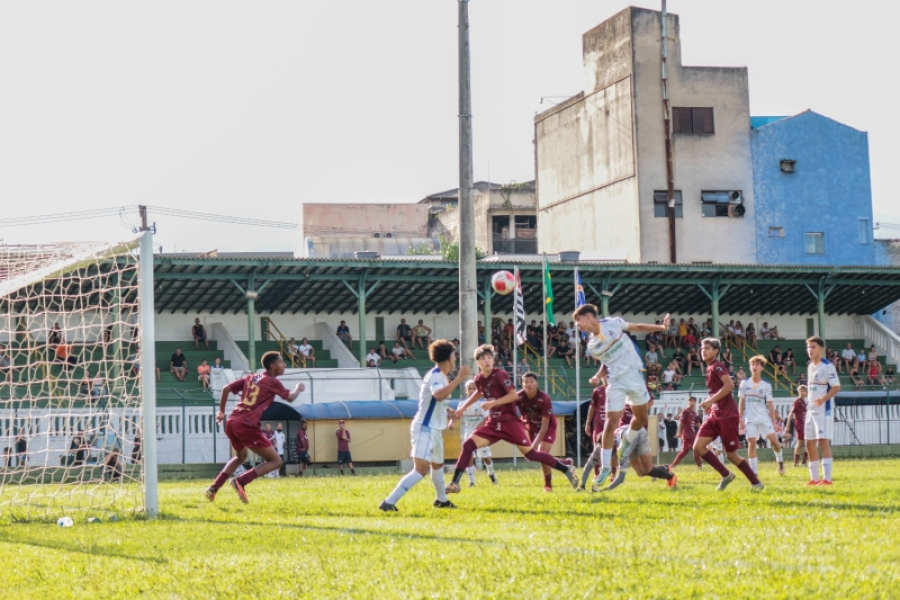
[738,355,785,476]
[573,304,670,487]
[206,351,304,503]
[446,345,578,493]
[380,340,469,511]
[805,336,841,485]
[694,338,764,491]
[517,372,565,491]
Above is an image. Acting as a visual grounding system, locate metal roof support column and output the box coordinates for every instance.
[697,279,731,340]
[586,280,621,318]
[231,275,271,373]
[342,275,381,368]
[803,279,836,342]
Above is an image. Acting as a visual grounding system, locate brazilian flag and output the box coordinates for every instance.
[543,259,555,326]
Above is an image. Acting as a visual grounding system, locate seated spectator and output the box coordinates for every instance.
[645,330,661,354]
[759,321,783,340]
[768,346,786,376]
[392,340,414,360]
[526,328,542,354]
[647,372,659,393]
[672,347,686,375]
[212,357,224,371]
[91,373,107,402]
[848,360,863,390]
[735,366,747,384]
[127,347,160,381]
[396,319,413,350]
[722,347,734,371]
[866,346,878,371]
[297,337,316,367]
[683,327,697,349]
[55,343,77,371]
[80,372,93,396]
[69,430,89,466]
[556,335,574,367]
[840,343,856,373]
[867,361,883,387]
[503,319,514,345]
[412,320,432,349]
[856,348,866,367]
[170,348,188,381]
[644,344,659,367]
[104,448,123,482]
[48,323,63,346]
[336,321,353,350]
[665,318,678,349]
[0,345,11,382]
[700,320,712,338]
[733,320,746,343]
[192,318,209,350]
[490,320,502,346]
[477,320,486,344]
[517,356,529,374]
[647,362,660,378]
[745,323,757,348]
[197,359,211,389]
[547,323,562,348]
[687,346,702,376]
[797,373,808,388]
[662,362,680,390]
[366,347,381,368]
[378,342,398,364]
[286,337,302,367]
[783,348,797,375]
[884,365,896,388]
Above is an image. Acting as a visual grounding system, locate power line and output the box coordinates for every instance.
[147,206,297,229]
[0,205,297,230]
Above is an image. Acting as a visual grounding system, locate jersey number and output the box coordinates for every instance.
[240,383,261,408]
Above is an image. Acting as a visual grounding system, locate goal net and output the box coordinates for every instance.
[0,236,155,521]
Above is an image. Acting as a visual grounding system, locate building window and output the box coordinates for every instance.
[653,191,683,218]
[673,107,715,134]
[768,226,784,238]
[701,191,744,218]
[805,232,825,254]
[858,218,870,244]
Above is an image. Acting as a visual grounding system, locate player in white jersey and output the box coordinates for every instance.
[380,340,469,512]
[804,336,841,486]
[452,380,497,486]
[574,303,670,487]
[738,355,785,476]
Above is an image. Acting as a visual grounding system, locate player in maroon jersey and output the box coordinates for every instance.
[694,338,764,491]
[784,385,809,466]
[205,351,304,503]
[668,397,703,471]
[516,372,565,491]
[446,345,579,493]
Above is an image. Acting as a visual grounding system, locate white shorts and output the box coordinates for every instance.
[745,420,775,439]
[606,370,650,413]
[411,425,444,463]
[805,412,833,441]
[463,427,492,458]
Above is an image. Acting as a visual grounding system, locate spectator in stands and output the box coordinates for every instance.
[55,342,77,371]
[170,348,188,381]
[336,321,353,349]
[297,337,316,367]
[722,347,735,373]
[103,448,123,482]
[556,334,574,367]
[132,428,142,464]
[192,318,209,351]
[2,447,10,468]
[867,361,883,387]
[336,420,355,475]
[295,421,311,475]
[91,373,107,402]
[526,326,542,355]
[393,340,415,360]
[547,323,562,348]
[48,323,62,346]
[14,429,27,467]
[262,422,275,449]
[797,373,808,388]
[735,366,747,384]
[412,320,432,350]
[687,346,703,376]
[745,323,757,348]
[664,414,678,452]
[212,357,224,371]
[396,319,413,350]
[662,362,679,390]
[80,372,92,396]
[518,356,529,374]
[849,359,863,390]
[69,430,88,466]
[526,320,537,338]
[759,321,783,340]
[664,318,678,349]
[378,342,398,364]
[127,347,160,381]
[683,326,697,349]
[856,347,866,368]
[768,346,786,377]
[645,329,662,355]
[0,345,11,382]
[286,337,301,367]
[503,319,514,345]
[700,320,712,338]
[866,346,879,372]
[274,423,286,464]
[477,320,485,344]
[840,343,856,374]
[884,365,897,388]
[783,348,797,375]
[366,347,381,368]
[677,318,688,348]
[733,320,746,345]
[197,359,211,389]
[645,344,659,368]
[672,347,686,376]
[647,370,659,393]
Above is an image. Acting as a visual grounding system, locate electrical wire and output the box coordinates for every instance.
[0,205,298,230]
[147,206,297,229]
[0,206,139,227]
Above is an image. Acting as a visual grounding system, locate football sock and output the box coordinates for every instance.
[749,457,758,474]
[456,439,478,470]
[736,459,761,485]
[212,471,229,490]
[466,466,476,484]
[452,468,465,485]
[236,469,258,487]
[351,469,356,475]
[385,471,424,505]
[431,469,449,502]
[593,464,600,476]
[775,449,784,464]
[646,466,674,480]
[624,427,639,443]
[524,449,568,471]
[809,460,820,482]
[823,457,833,481]
[802,451,808,465]
[485,462,495,476]
[543,473,552,488]
[701,450,730,477]
[601,448,613,470]
[340,469,345,476]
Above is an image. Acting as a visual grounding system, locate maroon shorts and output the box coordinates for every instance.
[473,419,531,448]
[525,419,558,445]
[225,418,273,453]
[681,436,696,448]
[794,423,806,441]
[697,417,741,452]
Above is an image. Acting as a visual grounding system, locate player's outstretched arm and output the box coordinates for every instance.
[434,365,470,402]
[216,387,231,423]
[287,382,306,402]
[624,313,670,334]
[456,389,484,418]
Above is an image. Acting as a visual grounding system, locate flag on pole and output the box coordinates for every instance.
[513,267,526,347]
[575,269,586,309]
[543,255,555,326]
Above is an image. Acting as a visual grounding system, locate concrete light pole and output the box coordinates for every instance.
[458,0,477,372]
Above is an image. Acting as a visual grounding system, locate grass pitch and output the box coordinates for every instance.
[1,458,899,599]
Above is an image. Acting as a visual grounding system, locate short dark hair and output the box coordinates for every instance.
[521,371,538,382]
[261,351,282,371]
[429,339,455,363]
[806,336,825,348]
[701,338,721,352]
[573,304,598,319]
[473,344,495,360]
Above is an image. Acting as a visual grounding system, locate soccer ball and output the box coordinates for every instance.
[491,270,516,295]
[57,517,74,527]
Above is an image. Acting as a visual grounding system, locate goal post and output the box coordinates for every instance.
[139,231,158,517]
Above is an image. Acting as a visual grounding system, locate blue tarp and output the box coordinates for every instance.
[262,400,582,421]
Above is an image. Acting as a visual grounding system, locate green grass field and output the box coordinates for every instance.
[2,459,899,599]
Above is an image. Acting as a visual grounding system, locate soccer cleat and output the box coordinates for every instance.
[561,457,574,467]
[576,486,585,492]
[618,434,634,461]
[468,481,476,488]
[445,482,461,494]
[544,486,552,492]
[592,467,612,489]
[818,480,833,486]
[778,462,785,476]
[716,473,736,492]
[230,478,249,504]
[379,501,398,512]
[564,466,579,489]
[751,482,765,492]
[433,499,457,509]
[489,473,498,485]
[205,487,217,502]
[667,473,678,490]
[806,480,820,486]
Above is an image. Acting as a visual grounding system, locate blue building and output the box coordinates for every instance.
[752,110,874,265]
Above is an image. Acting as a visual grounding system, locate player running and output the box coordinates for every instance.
[379,340,470,512]
[785,385,809,467]
[598,424,677,491]
[668,396,702,471]
[805,337,841,485]
[579,376,620,490]
[693,338,764,492]
[738,356,786,476]
[574,304,670,487]
[452,380,498,486]
[446,345,578,493]
[206,352,304,503]
[516,372,563,491]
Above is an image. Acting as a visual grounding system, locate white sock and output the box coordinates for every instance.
[624,428,639,443]
[486,462,495,476]
[823,457,833,481]
[466,466,476,483]
[601,448,613,470]
[809,460,820,482]
[431,468,449,502]
[749,457,758,474]
[385,471,424,505]
[775,449,783,463]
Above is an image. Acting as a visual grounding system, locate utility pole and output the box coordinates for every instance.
[661,1,677,263]
[458,0,477,372]
[139,205,148,231]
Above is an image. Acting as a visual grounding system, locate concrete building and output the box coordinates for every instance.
[752,111,875,265]
[535,7,756,263]
[301,203,433,258]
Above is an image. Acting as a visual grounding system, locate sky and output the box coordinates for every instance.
[0,1,897,253]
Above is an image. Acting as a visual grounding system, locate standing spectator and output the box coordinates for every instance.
[197,359,211,390]
[378,342,398,364]
[260,423,276,470]
[745,323,757,348]
[840,343,856,374]
[396,319,413,350]
[192,318,209,350]
[336,321,353,350]
[91,372,107,403]
[366,348,381,368]
[170,348,188,381]
[657,417,666,453]
[295,420,312,475]
[104,448,123,482]
[664,414,678,452]
[413,320,432,350]
[14,429,27,467]
[273,423,286,465]
[48,322,63,346]
[336,420,355,475]
[297,338,316,367]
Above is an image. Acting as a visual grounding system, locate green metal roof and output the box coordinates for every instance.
[152,256,900,317]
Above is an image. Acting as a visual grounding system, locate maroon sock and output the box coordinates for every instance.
[456,439,478,470]
[212,470,229,490]
[693,452,703,468]
[736,459,761,485]
[236,469,259,487]
[701,451,730,477]
[543,473,552,488]
[670,447,691,468]
[524,449,567,471]
[593,464,600,476]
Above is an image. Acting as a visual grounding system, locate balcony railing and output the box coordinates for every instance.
[492,239,537,254]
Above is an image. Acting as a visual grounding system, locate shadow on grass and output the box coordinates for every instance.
[0,529,168,564]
